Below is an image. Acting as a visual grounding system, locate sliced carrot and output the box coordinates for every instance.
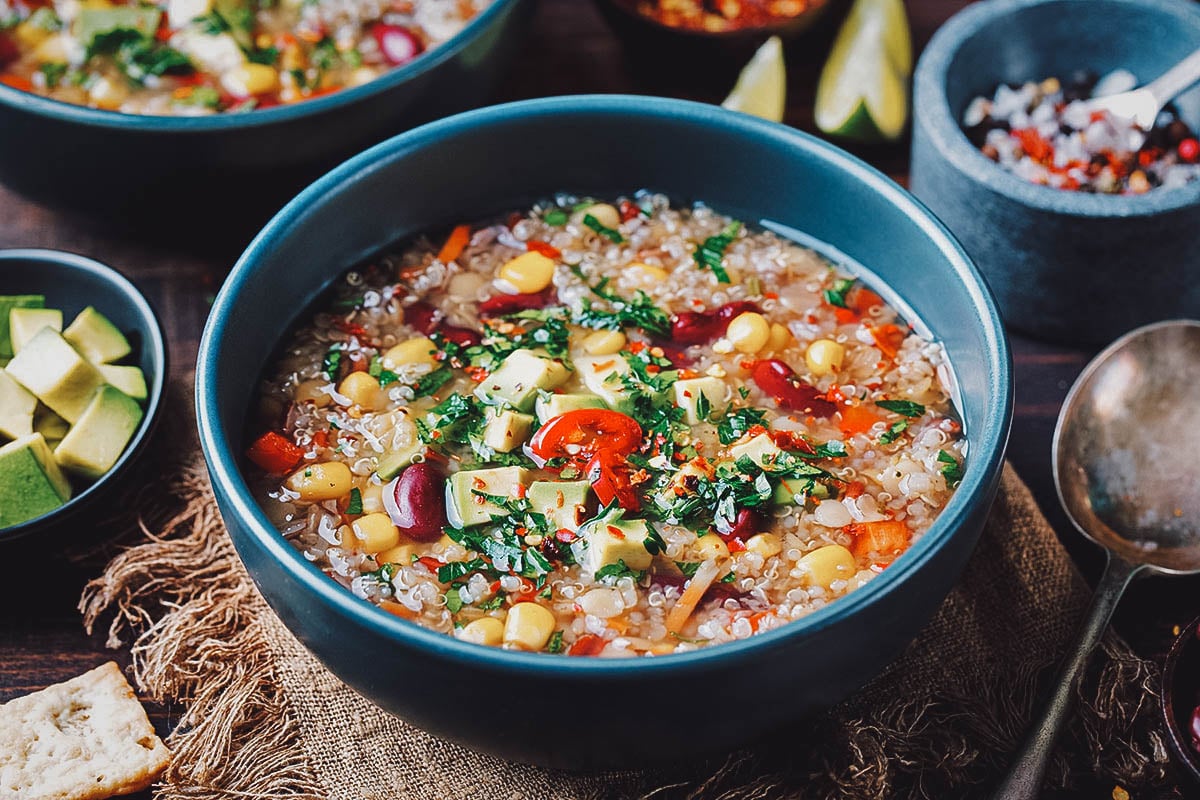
[437,224,471,263]
[871,324,907,360]
[846,520,910,561]
[833,307,859,325]
[379,600,417,620]
[0,74,33,92]
[838,404,882,437]
[850,286,884,314]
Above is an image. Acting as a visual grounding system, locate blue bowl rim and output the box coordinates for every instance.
[0,0,523,132]
[0,247,168,541]
[914,0,1200,218]
[197,94,1014,677]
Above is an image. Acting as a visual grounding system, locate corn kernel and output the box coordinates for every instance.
[497,251,556,294]
[726,312,771,353]
[338,371,384,410]
[628,262,669,282]
[692,533,730,561]
[286,461,352,501]
[503,602,556,651]
[361,482,385,514]
[350,513,401,554]
[582,329,626,355]
[221,62,279,98]
[576,202,621,230]
[376,542,415,565]
[382,336,437,369]
[798,544,857,589]
[281,43,304,71]
[87,76,128,110]
[14,21,52,48]
[459,616,505,646]
[805,339,845,377]
[295,378,332,407]
[767,323,792,352]
[745,532,783,558]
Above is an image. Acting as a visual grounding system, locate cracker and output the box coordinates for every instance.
[0,661,171,800]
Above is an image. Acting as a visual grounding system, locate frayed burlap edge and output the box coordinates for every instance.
[79,457,1171,800]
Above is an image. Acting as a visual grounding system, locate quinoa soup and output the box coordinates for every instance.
[247,193,966,658]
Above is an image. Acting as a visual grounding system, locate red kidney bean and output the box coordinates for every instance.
[718,509,759,542]
[670,301,762,345]
[439,325,482,347]
[751,359,836,418]
[372,24,423,66]
[386,462,447,542]
[478,287,557,317]
[0,33,18,67]
[405,301,439,334]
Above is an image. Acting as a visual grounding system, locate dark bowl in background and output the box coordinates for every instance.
[910,0,1200,346]
[197,95,1012,768]
[0,249,167,545]
[1162,614,1200,784]
[0,0,533,247]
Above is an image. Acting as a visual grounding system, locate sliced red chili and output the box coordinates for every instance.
[246,431,304,474]
[525,240,562,259]
[568,634,607,656]
[751,359,836,417]
[529,409,642,462]
[478,287,557,317]
[405,301,439,334]
[587,450,641,512]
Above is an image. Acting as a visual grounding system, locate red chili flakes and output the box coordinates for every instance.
[607,525,626,540]
[526,240,561,259]
[464,365,490,382]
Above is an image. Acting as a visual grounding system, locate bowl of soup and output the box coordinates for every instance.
[0,0,532,242]
[197,94,1012,767]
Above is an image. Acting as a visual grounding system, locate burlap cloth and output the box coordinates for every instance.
[79,384,1172,800]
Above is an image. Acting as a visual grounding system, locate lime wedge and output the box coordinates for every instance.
[722,36,787,123]
[815,0,912,141]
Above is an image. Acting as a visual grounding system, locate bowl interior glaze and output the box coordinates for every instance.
[200,95,1011,671]
[0,249,167,543]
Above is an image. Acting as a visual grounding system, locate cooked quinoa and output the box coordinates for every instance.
[248,193,966,657]
[0,0,488,114]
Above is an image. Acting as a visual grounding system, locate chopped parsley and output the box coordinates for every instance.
[322,348,342,381]
[346,487,363,515]
[87,29,192,84]
[674,560,702,578]
[546,630,565,653]
[444,588,464,614]
[875,400,926,418]
[878,420,908,444]
[719,571,737,583]
[595,559,646,582]
[570,266,670,336]
[811,440,848,459]
[717,406,767,445]
[543,208,568,226]
[437,558,488,583]
[693,221,742,284]
[412,366,454,398]
[368,356,400,387]
[823,277,855,308]
[583,213,624,243]
[938,450,964,487]
[37,62,68,88]
[478,593,505,611]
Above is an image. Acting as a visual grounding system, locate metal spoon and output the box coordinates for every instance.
[993,319,1200,800]
[1086,47,1200,141]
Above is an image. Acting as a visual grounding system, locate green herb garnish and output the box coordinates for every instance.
[938,450,964,487]
[546,630,564,653]
[875,400,926,418]
[692,221,742,284]
[570,266,670,336]
[322,348,342,381]
[583,213,624,244]
[37,62,68,88]
[413,366,454,398]
[595,559,646,582]
[544,208,568,226]
[878,420,908,444]
[823,278,855,309]
[346,487,363,515]
[716,406,767,445]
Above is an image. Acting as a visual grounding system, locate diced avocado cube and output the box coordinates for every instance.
[33,406,70,445]
[0,370,37,441]
[772,476,830,505]
[534,392,608,424]
[582,517,656,573]
[98,364,148,401]
[63,306,131,365]
[9,308,62,355]
[446,466,530,528]
[53,385,144,479]
[574,354,633,412]
[528,480,591,532]
[728,433,785,468]
[481,409,534,453]
[474,349,568,412]
[672,377,725,425]
[5,328,106,423]
[74,6,161,46]
[0,433,72,528]
[374,439,426,481]
[0,295,44,358]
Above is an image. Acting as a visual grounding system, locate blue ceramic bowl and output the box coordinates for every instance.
[0,0,532,243]
[197,95,1013,768]
[911,0,1200,346]
[0,249,167,544]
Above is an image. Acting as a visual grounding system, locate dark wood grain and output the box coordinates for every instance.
[1,0,1197,796]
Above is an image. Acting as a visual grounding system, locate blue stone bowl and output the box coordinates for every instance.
[0,249,167,544]
[196,95,1013,768]
[0,0,532,243]
[911,0,1200,346]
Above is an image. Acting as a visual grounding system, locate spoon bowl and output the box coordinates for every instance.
[1054,320,1200,574]
[995,319,1200,799]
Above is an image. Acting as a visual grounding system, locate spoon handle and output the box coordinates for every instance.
[1146,46,1200,109]
[991,554,1144,800]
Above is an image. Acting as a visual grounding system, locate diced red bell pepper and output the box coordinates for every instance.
[586,450,641,512]
[478,287,557,317]
[246,431,305,474]
[568,634,607,656]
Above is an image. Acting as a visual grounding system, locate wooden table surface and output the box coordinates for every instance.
[2,0,1198,797]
